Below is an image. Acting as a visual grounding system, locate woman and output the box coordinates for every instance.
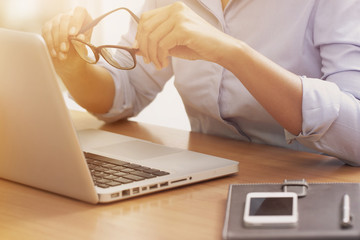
[42,0,360,165]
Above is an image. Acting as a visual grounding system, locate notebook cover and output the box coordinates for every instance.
[222,183,360,240]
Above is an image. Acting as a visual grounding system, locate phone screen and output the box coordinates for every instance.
[249,197,293,216]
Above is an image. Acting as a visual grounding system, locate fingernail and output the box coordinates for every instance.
[78,34,85,41]
[69,27,76,35]
[60,42,67,52]
[59,52,67,61]
[51,49,57,57]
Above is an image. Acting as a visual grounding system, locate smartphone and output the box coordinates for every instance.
[243,192,298,228]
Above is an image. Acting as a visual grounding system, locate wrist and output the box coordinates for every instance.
[56,59,88,82]
[216,37,248,71]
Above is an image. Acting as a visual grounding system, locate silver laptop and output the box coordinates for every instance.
[0,28,238,204]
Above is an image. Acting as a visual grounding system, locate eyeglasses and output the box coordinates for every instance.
[69,8,139,70]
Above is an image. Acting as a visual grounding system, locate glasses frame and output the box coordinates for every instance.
[69,7,139,70]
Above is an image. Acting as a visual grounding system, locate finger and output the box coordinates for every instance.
[136,14,151,64]
[146,16,174,69]
[161,34,199,61]
[50,15,62,58]
[42,21,57,58]
[136,7,169,64]
[58,14,72,60]
[71,7,92,38]
[158,29,180,64]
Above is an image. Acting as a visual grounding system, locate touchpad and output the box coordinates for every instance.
[94,141,181,161]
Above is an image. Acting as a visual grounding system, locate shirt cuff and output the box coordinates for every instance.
[91,60,132,122]
[286,76,341,143]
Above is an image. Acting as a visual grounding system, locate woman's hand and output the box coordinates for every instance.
[42,7,115,114]
[135,2,234,70]
[42,7,93,77]
[136,2,303,135]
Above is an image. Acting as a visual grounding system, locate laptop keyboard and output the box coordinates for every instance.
[84,152,170,189]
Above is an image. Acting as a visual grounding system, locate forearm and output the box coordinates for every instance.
[218,39,303,135]
[135,2,303,134]
[59,62,115,114]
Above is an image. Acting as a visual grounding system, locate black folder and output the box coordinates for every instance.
[222,182,360,240]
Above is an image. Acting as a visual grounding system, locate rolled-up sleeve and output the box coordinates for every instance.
[92,60,135,122]
[286,76,360,165]
[286,0,360,165]
[93,55,174,123]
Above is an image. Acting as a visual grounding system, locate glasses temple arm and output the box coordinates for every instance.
[78,7,140,34]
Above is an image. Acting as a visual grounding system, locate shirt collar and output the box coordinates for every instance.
[196,0,224,22]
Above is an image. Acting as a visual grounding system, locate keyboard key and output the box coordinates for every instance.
[94,166,108,172]
[121,168,135,173]
[104,175,118,180]
[102,163,117,168]
[112,166,126,171]
[136,166,151,171]
[143,169,170,176]
[123,163,142,169]
[96,178,111,184]
[107,181,122,187]
[113,172,127,177]
[123,175,145,181]
[131,171,156,179]
[93,172,108,178]
[104,169,118,174]
[153,171,170,176]
[114,177,133,184]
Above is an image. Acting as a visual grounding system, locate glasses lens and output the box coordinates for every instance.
[101,47,135,69]
[70,39,97,64]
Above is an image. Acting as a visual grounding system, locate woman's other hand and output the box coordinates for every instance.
[135,2,234,70]
[42,7,93,77]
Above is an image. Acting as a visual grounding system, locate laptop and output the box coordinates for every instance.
[0,28,238,204]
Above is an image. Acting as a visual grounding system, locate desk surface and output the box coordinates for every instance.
[1,111,359,240]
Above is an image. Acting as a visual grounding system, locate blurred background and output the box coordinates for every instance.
[0,0,190,131]
[0,0,85,32]
[0,0,140,34]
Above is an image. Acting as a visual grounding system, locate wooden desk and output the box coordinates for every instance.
[1,111,359,240]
